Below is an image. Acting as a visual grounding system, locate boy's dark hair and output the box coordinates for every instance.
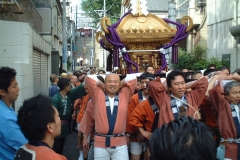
[191,71,202,79]
[17,95,55,142]
[166,70,185,88]
[0,67,17,93]
[203,69,216,76]
[207,64,216,69]
[149,116,216,160]
[234,68,240,75]
[58,78,70,91]
[145,65,155,72]
[139,72,155,81]
[98,69,106,74]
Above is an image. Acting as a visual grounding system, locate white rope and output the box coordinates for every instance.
[120,48,168,53]
[121,49,161,53]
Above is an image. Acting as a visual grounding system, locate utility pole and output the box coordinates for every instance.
[104,0,106,17]
[168,0,176,68]
[62,0,67,71]
[103,0,106,69]
[76,5,78,30]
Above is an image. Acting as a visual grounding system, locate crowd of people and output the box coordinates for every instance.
[0,64,240,160]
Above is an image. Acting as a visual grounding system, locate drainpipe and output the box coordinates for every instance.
[234,0,239,69]
[188,0,195,51]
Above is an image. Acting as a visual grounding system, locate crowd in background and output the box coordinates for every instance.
[1,64,240,160]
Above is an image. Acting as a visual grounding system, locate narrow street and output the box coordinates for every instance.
[63,132,79,160]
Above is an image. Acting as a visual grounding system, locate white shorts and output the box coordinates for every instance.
[77,123,81,131]
[94,145,128,160]
[130,142,146,155]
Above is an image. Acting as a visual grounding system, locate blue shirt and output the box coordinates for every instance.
[49,84,59,98]
[0,100,28,160]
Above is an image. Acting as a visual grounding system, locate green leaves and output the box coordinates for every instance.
[172,45,224,70]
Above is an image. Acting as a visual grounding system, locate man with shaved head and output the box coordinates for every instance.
[49,74,59,98]
[80,73,137,160]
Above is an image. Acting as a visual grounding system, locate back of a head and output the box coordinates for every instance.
[207,64,216,69]
[0,67,16,93]
[234,68,240,75]
[167,69,185,87]
[191,71,202,79]
[61,73,68,78]
[58,78,70,91]
[50,74,58,83]
[149,117,216,160]
[17,95,55,142]
[139,72,155,81]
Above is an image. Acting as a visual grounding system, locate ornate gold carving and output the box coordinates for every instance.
[137,17,147,23]
[101,17,111,34]
[116,13,177,42]
[96,31,103,43]
[181,16,193,32]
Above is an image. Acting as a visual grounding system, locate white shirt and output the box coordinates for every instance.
[109,97,115,115]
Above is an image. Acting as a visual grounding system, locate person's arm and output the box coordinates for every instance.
[79,101,95,136]
[126,95,138,134]
[188,77,208,107]
[148,77,167,107]
[138,127,151,140]
[209,81,225,112]
[82,134,90,152]
[4,118,28,151]
[185,76,208,89]
[222,72,240,82]
[84,75,104,104]
[120,74,137,91]
[51,96,59,110]
[69,84,87,101]
[51,86,59,98]
[205,75,220,98]
[129,102,146,130]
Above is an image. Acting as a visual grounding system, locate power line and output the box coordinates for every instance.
[106,0,118,11]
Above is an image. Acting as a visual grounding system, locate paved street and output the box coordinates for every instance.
[63,132,79,160]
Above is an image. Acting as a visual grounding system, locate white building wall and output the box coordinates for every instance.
[0,20,51,112]
[207,0,239,71]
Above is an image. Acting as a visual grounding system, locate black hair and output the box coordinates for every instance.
[145,65,155,72]
[98,69,106,74]
[17,95,55,142]
[217,66,230,74]
[203,69,216,76]
[0,67,17,96]
[191,71,202,79]
[57,78,70,91]
[149,116,216,160]
[167,70,185,88]
[139,72,155,81]
[207,64,216,69]
[97,75,105,83]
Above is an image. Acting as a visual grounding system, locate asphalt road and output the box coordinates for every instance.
[63,132,79,160]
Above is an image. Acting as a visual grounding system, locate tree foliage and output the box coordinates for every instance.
[172,45,225,70]
[81,0,121,25]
